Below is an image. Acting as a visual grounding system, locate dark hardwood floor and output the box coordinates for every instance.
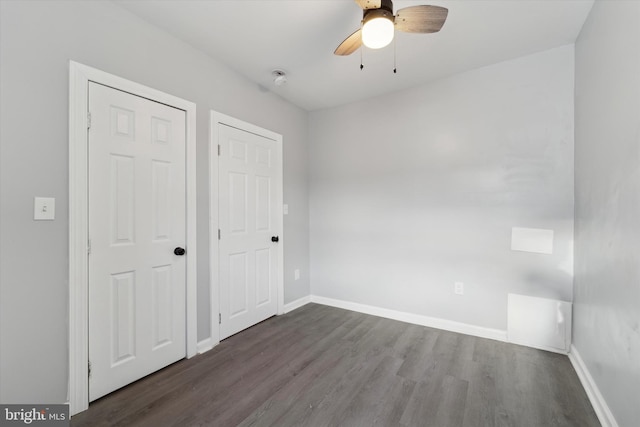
[71,303,600,427]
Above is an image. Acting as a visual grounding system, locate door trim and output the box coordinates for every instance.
[68,61,197,415]
[209,111,284,347]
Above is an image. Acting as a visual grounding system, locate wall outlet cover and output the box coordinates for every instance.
[454,282,464,295]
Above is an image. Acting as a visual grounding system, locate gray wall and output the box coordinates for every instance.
[574,1,640,426]
[309,45,575,331]
[0,0,309,404]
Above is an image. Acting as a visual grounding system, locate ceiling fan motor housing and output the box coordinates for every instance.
[362,0,394,23]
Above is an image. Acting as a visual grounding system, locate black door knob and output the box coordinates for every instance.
[174,247,186,256]
[271,236,279,243]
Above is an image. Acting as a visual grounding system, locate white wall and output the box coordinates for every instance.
[309,45,575,332]
[574,1,640,426]
[0,0,309,404]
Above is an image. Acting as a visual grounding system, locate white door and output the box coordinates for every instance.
[218,124,281,340]
[88,82,187,401]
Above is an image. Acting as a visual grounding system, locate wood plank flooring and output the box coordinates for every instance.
[71,303,600,427]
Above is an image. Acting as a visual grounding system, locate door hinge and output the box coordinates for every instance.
[88,361,91,378]
[87,112,92,130]
[218,145,221,156]
[88,238,91,255]
[218,229,221,240]
[219,313,222,324]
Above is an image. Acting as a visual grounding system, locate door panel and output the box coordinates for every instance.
[88,82,186,401]
[255,248,271,306]
[229,252,249,317]
[151,265,173,349]
[219,124,280,340]
[110,271,136,365]
[255,176,271,231]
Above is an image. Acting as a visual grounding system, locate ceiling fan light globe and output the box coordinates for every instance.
[362,16,394,49]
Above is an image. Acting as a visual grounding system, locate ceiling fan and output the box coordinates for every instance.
[334,0,448,55]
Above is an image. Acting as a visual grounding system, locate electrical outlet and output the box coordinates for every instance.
[454,282,464,295]
[294,269,300,281]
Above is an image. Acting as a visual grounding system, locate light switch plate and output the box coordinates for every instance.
[283,204,289,215]
[34,197,55,220]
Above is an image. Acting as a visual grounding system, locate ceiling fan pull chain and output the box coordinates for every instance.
[360,46,364,70]
[393,36,397,74]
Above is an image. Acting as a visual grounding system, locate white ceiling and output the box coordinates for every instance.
[114,0,594,111]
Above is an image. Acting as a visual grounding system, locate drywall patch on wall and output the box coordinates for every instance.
[507,293,571,353]
[511,227,554,254]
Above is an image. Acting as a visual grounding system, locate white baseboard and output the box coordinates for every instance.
[309,295,507,342]
[196,337,215,355]
[568,344,619,427]
[283,295,312,313]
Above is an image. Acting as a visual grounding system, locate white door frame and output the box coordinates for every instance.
[209,111,284,347]
[68,61,197,415]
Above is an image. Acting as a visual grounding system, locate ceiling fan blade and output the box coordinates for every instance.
[334,29,362,56]
[354,0,381,10]
[395,5,448,33]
